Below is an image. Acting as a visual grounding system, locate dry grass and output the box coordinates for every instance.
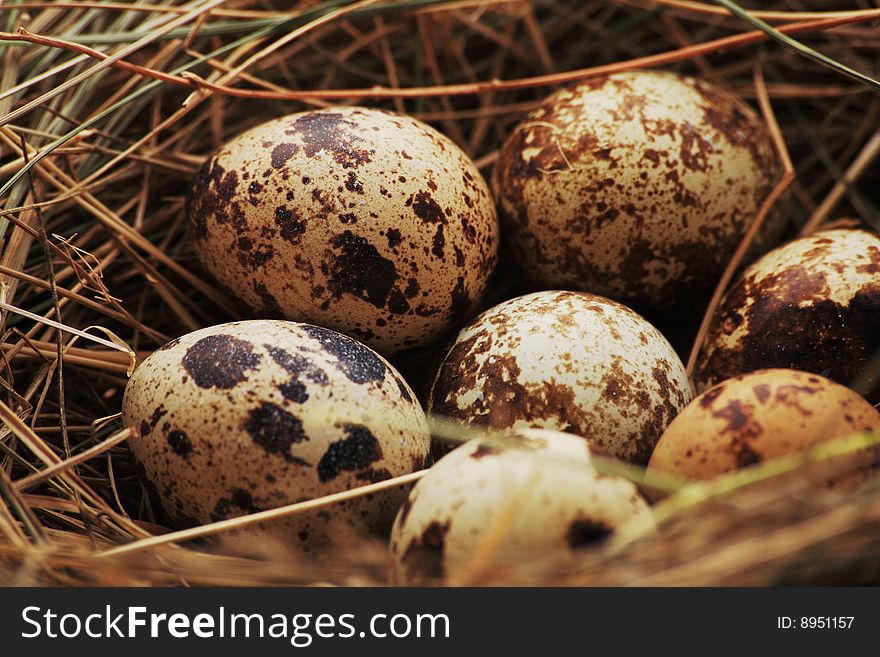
[0,0,879,586]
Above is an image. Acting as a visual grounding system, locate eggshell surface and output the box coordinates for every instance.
[122,320,431,545]
[649,369,880,489]
[390,429,652,584]
[696,228,880,403]
[428,291,693,464]
[187,107,499,354]
[492,70,779,307]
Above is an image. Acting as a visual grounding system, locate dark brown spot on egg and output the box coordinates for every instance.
[433,350,591,437]
[567,517,613,547]
[355,467,392,483]
[265,344,326,402]
[267,345,327,382]
[713,399,758,436]
[432,224,445,259]
[429,331,487,403]
[186,158,237,239]
[707,398,765,468]
[292,112,372,169]
[270,142,298,169]
[401,520,449,581]
[211,488,262,522]
[753,384,771,404]
[460,217,477,243]
[596,358,675,464]
[301,324,386,384]
[326,230,397,309]
[733,441,762,468]
[274,206,306,242]
[182,334,261,389]
[388,289,410,315]
[652,363,685,414]
[245,401,309,464]
[317,423,383,482]
[678,122,714,172]
[449,277,470,319]
[386,228,402,249]
[140,405,167,436]
[279,380,308,403]
[404,278,419,298]
[699,385,725,408]
[410,190,446,224]
[158,337,181,352]
[167,429,193,457]
[217,170,238,203]
[497,124,559,186]
[693,79,773,168]
[244,243,274,269]
[253,282,283,316]
[773,384,818,416]
[394,375,413,403]
[470,443,501,459]
[345,171,364,194]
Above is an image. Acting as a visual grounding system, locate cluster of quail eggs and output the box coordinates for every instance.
[122,68,880,582]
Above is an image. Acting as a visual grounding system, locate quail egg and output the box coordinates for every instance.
[428,290,693,463]
[187,107,499,354]
[122,320,431,546]
[390,429,652,584]
[695,228,880,403]
[493,70,780,307]
[648,369,880,491]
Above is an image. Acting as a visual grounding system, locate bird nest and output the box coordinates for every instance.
[0,0,879,586]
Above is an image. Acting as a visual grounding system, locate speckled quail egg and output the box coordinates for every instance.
[695,228,880,403]
[648,369,880,491]
[492,70,780,307]
[428,290,693,464]
[390,428,652,584]
[122,320,430,546]
[187,107,499,355]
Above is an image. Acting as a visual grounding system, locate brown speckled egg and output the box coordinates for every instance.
[648,369,880,490]
[187,107,498,355]
[121,320,430,546]
[428,291,693,464]
[493,70,780,307]
[695,228,880,403]
[390,429,652,584]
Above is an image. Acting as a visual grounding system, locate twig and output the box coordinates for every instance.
[710,0,880,91]
[15,428,133,492]
[800,130,880,235]
[0,300,133,354]
[98,471,426,558]
[5,12,880,102]
[0,0,230,128]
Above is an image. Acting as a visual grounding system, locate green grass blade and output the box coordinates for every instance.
[713,0,880,91]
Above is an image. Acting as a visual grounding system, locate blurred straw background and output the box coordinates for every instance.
[0,0,879,586]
